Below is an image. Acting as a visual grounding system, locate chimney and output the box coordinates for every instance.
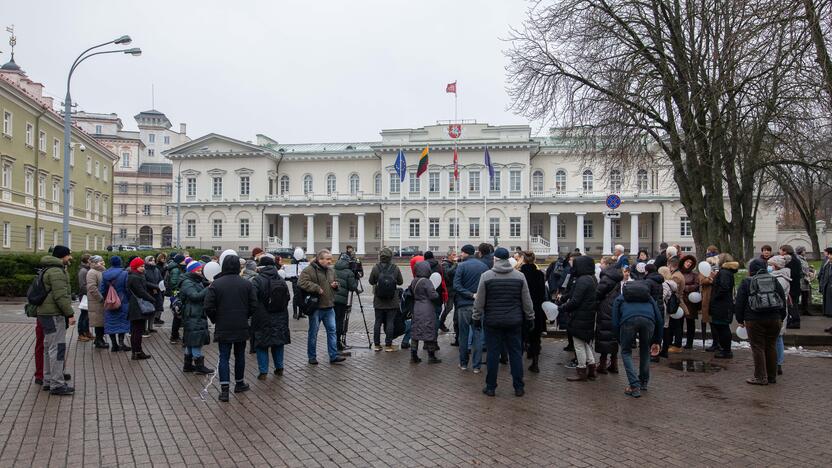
[179,123,187,135]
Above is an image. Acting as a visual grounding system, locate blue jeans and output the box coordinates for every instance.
[619,316,655,389]
[185,346,203,358]
[776,335,784,365]
[457,306,482,369]
[402,319,412,345]
[484,325,523,391]
[434,303,443,331]
[218,341,246,385]
[257,345,285,373]
[307,307,338,361]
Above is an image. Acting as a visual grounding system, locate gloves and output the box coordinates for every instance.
[526,320,535,332]
[473,318,482,329]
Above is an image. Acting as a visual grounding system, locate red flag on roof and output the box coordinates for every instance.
[446,81,457,94]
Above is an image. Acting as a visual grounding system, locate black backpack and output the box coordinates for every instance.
[748,273,785,314]
[25,266,58,317]
[666,289,680,317]
[375,264,398,300]
[265,276,289,314]
[400,285,415,319]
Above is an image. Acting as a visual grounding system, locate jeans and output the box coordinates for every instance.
[776,335,784,366]
[434,303,443,331]
[256,345,285,373]
[746,319,780,382]
[573,337,596,368]
[483,325,524,391]
[78,308,90,336]
[619,316,655,389]
[457,306,482,369]
[373,308,397,346]
[218,341,246,385]
[307,307,338,361]
[38,316,67,389]
[402,319,412,345]
[186,346,203,358]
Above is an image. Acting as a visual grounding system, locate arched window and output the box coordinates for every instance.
[636,169,648,192]
[609,169,622,193]
[374,173,382,194]
[303,174,313,194]
[582,169,594,193]
[326,174,337,195]
[532,170,544,193]
[555,170,567,194]
[279,175,289,195]
[349,173,360,195]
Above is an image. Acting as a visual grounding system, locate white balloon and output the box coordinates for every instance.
[429,272,442,289]
[219,249,238,266]
[203,261,221,283]
[736,326,749,340]
[698,261,712,277]
[688,292,702,303]
[647,259,656,265]
[509,257,518,267]
[278,269,286,279]
[671,307,684,319]
[636,262,646,273]
[542,301,559,321]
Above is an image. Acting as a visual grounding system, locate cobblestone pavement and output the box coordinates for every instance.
[1,291,832,467]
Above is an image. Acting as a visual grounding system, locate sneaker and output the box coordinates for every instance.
[141,333,151,338]
[746,377,768,386]
[50,385,75,396]
[169,336,180,344]
[384,346,396,352]
[34,378,43,386]
[77,335,91,342]
[482,387,496,397]
[564,359,578,369]
[308,358,319,365]
[257,373,267,381]
[339,351,352,357]
[373,345,383,352]
[472,368,481,374]
[330,356,346,364]
[459,364,468,371]
[624,386,641,398]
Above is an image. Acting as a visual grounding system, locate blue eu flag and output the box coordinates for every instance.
[394,149,407,182]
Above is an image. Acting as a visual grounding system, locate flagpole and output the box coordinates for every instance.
[426,171,430,253]
[399,179,403,256]
[454,83,459,252]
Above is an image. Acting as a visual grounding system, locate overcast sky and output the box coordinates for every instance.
[2,0,536,143]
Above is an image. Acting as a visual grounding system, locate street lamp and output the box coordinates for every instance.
[62,36,140,246]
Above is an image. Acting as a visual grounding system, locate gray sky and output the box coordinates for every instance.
[2,0,534,143]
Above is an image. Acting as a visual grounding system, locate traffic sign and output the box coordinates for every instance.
[605,211,621,219]
[606,194,622,210]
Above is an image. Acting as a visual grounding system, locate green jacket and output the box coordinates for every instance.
[165,261,183,292]
[179,273,211,347]
[334,257,358,305]
[298,261,337,309]
[36,256,74,317]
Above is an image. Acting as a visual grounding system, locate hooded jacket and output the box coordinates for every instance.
[204,255,258,343]
[35,256,73,317]
[611,281,663,343]
[179,272,210,347]
[560,255,598,342]
[519,263,546,321]
[453,255,489,308]
[298,260,337,309]
[368,248,403,309]
[100,263,130,334]
[708,262,738,324]
[644,271,665,314]
[250,265,291,348]
[410,261,440,341]
[735,263,787,323]
[86,263,106,327]
[334,256,358,305]
[472,258,534,327]
[594,266,623,354]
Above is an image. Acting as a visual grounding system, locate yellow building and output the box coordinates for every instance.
[0,54,117,253]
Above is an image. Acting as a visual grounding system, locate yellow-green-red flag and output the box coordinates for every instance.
[416,146,429,177]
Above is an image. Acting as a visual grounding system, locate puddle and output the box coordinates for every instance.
[668,359,725,373]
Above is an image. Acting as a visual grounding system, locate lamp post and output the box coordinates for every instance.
[62,35,140,246]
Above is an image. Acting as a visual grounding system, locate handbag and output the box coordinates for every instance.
[304,293,320,315]
[104,280,122,311]
[138,298,156,315]
[79,295,89,310]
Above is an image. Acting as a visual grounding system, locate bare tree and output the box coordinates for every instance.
[506,0,820,260]
[802,0,832,107]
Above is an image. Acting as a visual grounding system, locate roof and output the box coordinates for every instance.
[138,163,173,175]
[1,55,21,71]
[73,111,122,121]
[272,142,377,154]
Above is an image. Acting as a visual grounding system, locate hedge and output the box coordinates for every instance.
[0,249,215,297]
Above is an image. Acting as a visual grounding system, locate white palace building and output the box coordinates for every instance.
[164,122,779,257]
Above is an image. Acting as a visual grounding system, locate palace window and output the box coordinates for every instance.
[212,219,223,238]
[390,218,400,238]
[429,218,439,237]
[280,175,290,195]
[303,175,313,194]
[349,173,360,195]
[468,170,480,193]
[555,170,567,194]
[449,217,459,238]
[680,216,692,237]
[489,170,501,192]
[389,173,401,194]
[428,172,440,193]
[240,218,250,237]
[582,169,594,193]
[489,217,500,238]
[584,218,594,239]
[409,171,420,193]
[532,170,544,193]
[374,173,382,194]
[509,170,521,192]
[409,218,420,238]
[327,174,336,195]
[186,220,196,237]
[469,217,480,238]
[212,177,223,197]
[187,178,196,197]
[510,217,521,238]
[240,176,250,196]
[637,169,649,192]
[609,169,622,193]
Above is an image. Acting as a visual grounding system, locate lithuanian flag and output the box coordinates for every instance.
[416,146,429,176]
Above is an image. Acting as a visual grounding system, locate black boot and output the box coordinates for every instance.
[219,384,229,402]
[410,350,421,364]
[183,354,195,373]
[110,334,119,352]
[234,381,250,393]
[528,356,540,373]
[194,357,214,375]
[118,334,131,352]
[428,351,442,364]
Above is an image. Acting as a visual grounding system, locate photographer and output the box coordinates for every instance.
[344,245,364,278]
[299,249,347,365]
[334,253,359,351]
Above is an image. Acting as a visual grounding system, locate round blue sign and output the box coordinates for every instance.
[606,194,622,210]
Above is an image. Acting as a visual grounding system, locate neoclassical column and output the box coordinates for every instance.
[548,213,559,255]
[306,214,315,255]
[630,212,641,255]
[575,212,586,254]
[603,214,612,255]
[281,214,290,248]
[356,213,365,255]
[330,213,340,254]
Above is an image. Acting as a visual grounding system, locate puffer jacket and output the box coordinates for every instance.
[204,255,258,343]
[179,272,211,347]
[86,265,106,327]
[410,261,439,341]
[298,260,337,309]
[164,260,184,296]
[560,256,597,342]
[333,257,358,305]
[519,263,546,330]
[250,265,291,348]
[426,257,448,303]
[77,264,89,302]
[679,255,701,318]
[709,262,738,324]
[35,256,73,317]
[612,281,663,343]
[100,266,129,334]
[644,271,665,314]
[368,248,403,309]
[473,258,534,327]
[594,266,623,354]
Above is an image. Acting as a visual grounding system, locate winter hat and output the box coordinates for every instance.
[173,254,186,264]
[186,261,204,274]
[259,255,276,267]
[245,260,258,272]
[461,244,476,255]
[424,251,434,260]
[184,257,193,265]
[767,255,788,269]
[129,257,145,272]
[52,245,71,259]
[144,255,156,265]
[666,246,678,258]
[200,255,211,263]
[90,255,104,264]
[494,247,510,260]
[636,262,646,273]
[251,247,264,258]
[110,256,123,268]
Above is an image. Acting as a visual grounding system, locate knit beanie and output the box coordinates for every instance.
[424,251,434,260]
[52,245,71,259]
[173,254,186,264]
[110,256,123,268]
[184,257,193,265]
[494,247,510,260]
[129,257,145,272]
[259,255,276,267]
[186,261,204,273]
[461,244,476,255]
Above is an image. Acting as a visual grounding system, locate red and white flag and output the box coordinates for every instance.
[453,147,459,180]
[446,81,457,94]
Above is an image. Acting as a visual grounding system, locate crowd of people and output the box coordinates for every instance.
[26,237,832,400]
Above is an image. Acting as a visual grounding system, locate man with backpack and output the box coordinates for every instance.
[453,244,489,373]
[30,245,76,395]
[735,260,788,385]
[368,248,404,351]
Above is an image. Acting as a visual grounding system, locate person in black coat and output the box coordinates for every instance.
[595,262,623,375]
[251,256,291,379]
[709,254,739,359]
[204,254,258,402]
[126,257,156,360]
[779,245,803,328]
[519,253,547,373]
[560,255,598,381]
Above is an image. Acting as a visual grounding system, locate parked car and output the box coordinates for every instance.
[393,246,421,257]
[137,245,154,251]
[268,247,294,259]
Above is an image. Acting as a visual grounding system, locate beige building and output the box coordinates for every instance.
[0,55,116,253]
[73,109,189,247]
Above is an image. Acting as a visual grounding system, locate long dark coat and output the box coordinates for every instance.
[251,265,291,349]
[204,255,258,343]
[562,256,598,342]
[410,261,439,342]
[821,260,832,316]
[595,266,623,354]
[180,272,211,347]
[127,271,157,321]
[520,263,546,332]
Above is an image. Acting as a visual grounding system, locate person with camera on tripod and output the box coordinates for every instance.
[299,249,347,365]
[334,253,359,353]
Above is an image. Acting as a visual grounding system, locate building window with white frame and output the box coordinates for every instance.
[532,170,544,193]
[119,204,127,215]
[409,171,420,193]
[531,222,543,238]
[489,217,500,238]
[212,177,223,198]
[53,138,60,159]
[325,221,332,239]
[509,217,521,238]
[468,170,480,194]
[2,111,11,137]
[148,133,155,144]
[611,218,622,238]
[429,218,439,237]
[374,173,381,194]
[489,170,501,192]
[636,169,649,192]
[326,174,337,195]
[95,161,100,178]
[428,172,440,193]
[186,220,196,237]
[349,173,360,195]
[680,216,692,237]
[25,122,33,146]
[390,218,400,238]
[640,221,649,239]
[144,182,152,194]
[86,156,92,174]
[165,183,172,195]
[240,218,250,237]
[38,176,45,200]
[303,175,313,194]
[24,169,33,195]
[95,124,102,134]
[469,217,480,237]
[25,225,32,249]
[510,170,521,192]
[584,218,594,239]
[118,228,127,240]
[142,204,151,216]
[555,170,567,194]
[121,152,130,168]
[164,135,170,145]
[582,169,594,193]
[449,217,459,238]
[103,165,108,182]
[609,169,622,193]
[148,149,155,158]
[389,173,400,194]
[1,162,11,189]
[240,176,250,197]
[280,175,289,195]
[2,222,10,248]
[448,172,458,193]
[118,182,128,194]
[212,219,223,238]
[187,178,196,197]
[38,227,44,249]
[349,222,357,239]
[39,131,45,151]
[52,180,60,202]
[409,218,420,238]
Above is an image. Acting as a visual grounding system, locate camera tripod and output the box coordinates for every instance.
[345,279,373,349]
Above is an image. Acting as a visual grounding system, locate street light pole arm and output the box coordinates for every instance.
[67,39,114,94]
